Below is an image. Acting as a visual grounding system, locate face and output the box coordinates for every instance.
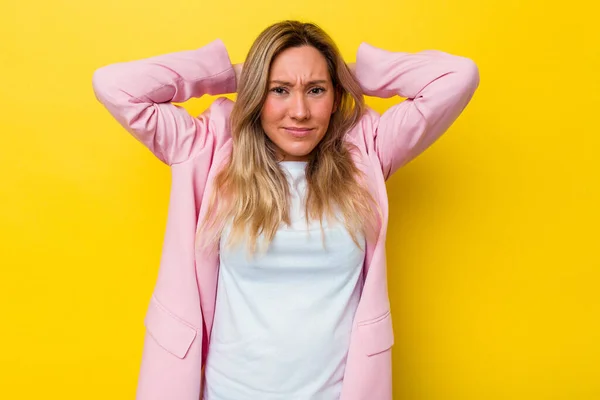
[260,45,336,162]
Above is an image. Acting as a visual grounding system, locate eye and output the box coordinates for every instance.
[270,87,288,95]
[309,87,326,95]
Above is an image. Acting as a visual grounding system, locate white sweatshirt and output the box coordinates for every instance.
[204,161,366,400]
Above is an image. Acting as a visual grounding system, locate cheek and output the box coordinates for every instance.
[312,100,335,124]
[261,99,285,126]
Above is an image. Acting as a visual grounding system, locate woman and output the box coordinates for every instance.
[93,20,479,400]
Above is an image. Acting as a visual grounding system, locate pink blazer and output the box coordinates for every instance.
[92,38,479,400]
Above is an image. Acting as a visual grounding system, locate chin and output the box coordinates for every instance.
[282,146,314,159]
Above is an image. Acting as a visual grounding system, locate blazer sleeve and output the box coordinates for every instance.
[355,42,480,180]
[92,38,237,165]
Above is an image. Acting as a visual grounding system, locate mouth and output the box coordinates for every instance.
[282,127,314,138]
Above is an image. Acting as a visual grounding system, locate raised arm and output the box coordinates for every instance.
[354,43,480,179]
[92,39,237,165]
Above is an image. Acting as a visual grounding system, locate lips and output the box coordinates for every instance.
[283,127,314,138]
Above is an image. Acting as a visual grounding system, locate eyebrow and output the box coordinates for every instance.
[269,79,329,86]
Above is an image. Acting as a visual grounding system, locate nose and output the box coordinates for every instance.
[288,92,310,121]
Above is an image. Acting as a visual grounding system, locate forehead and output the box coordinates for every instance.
[269,45,330,81]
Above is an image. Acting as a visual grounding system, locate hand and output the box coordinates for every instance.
[346,62,356,76]
[233,63,243,85]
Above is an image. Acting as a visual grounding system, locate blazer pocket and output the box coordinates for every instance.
[357,310,395,356]
[144,295,197,359]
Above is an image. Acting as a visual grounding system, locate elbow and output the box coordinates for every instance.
[92,63,122,103]
[425,50,481,90]
[431,52,481,96]
[441,56,480,101]
[457,57,480,93]
[92,65,110,102]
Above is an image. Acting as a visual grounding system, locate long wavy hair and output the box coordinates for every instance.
[197,20,381,257]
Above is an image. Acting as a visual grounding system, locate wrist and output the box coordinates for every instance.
[233,63,243,86]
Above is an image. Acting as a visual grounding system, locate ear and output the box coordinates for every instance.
[332,92,340,114]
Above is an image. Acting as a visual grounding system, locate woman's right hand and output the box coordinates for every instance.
[233,63,243,87]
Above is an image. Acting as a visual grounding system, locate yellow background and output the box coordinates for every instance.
[1,0,598,398]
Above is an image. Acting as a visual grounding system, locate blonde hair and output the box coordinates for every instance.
[197,20,381,256]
